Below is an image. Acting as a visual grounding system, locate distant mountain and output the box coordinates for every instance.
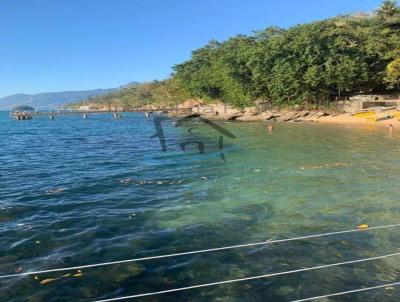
[118,81,140,90]
[0,88,121,110]
[68,80,186,110]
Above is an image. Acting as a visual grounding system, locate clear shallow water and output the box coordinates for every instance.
[1,111,400,301]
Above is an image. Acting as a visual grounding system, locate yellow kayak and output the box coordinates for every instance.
[353,112,375,118]
[353,111,397,122]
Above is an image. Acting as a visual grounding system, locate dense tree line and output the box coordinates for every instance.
[74,1,400,110]
[173,0,400,107]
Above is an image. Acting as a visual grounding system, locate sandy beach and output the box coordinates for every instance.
[168,102,400,130]
[317,110,400,128]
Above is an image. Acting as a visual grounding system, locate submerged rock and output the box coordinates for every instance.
[125,263,145,275]
[81,287,98,298]
[275,285,295,296]
[0,214,13,223]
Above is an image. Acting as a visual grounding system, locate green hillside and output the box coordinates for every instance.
[68,78,190,110]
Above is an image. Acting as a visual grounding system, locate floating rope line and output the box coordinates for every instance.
[291,280,400,302]
[1,223,399,280]
[91,252,400,301]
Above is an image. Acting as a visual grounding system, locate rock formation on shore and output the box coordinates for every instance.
[167,101,331,123]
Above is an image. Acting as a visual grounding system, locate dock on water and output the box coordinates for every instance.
[10,106,35,120]
[10,105,191,120]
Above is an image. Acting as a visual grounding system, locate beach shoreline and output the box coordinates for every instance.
[166,102,400,129]
[316,113,400,128]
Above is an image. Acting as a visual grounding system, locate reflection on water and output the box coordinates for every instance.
[0,112,400,301]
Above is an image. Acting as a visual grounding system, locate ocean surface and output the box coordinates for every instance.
[1,111,400,302]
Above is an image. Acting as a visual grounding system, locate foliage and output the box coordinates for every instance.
[377,0,399,21]
[172,2,400,107]
[386,58,400,87]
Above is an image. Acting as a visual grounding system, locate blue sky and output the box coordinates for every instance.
[0,0,384,97]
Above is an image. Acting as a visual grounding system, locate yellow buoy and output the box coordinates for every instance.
[357,224,369,230]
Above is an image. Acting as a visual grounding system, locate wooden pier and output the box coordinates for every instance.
[11,108,191,120]
[12,112,33,120]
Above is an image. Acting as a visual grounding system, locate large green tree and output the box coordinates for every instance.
[377,0,399,21]
[386,58,400,88]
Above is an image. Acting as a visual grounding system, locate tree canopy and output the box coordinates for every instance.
[173,2,400,107]
[377,0,399,21]
[386,58,400,88]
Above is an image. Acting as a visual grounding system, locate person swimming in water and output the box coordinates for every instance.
[267,124,273,132]
[388,123,393,137]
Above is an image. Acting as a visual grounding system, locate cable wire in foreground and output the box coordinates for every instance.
[291,280,400,302]
[91,251,400,302]
[0,223,399,280]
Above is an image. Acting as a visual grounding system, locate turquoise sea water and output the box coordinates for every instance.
[1,111,400,301]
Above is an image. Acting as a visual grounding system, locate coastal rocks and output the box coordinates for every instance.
[291,110,310,121]
[177,99,204,109]
[314,111,329,118]
[267,110,330,122]
[226,110,243,120]
[220,106,243,120]
[191,102,244,120]
[236,115,260,121]
[259,111,274,120]
[292,111,329,122]
[278,111,301,121]
[167,109,191,118]
[235,107,259,121]
[198,108,329,122]
[228,108,275,121]
[170,99,331,123]
[142,104,160,110]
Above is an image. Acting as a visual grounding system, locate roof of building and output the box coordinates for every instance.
[11,106,35,112]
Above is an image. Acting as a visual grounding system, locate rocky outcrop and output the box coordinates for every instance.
[277,111,301,121]
[166,101,331,123]
[177,99,204,109]
[259,111,274,120]
[235,107,258,121]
